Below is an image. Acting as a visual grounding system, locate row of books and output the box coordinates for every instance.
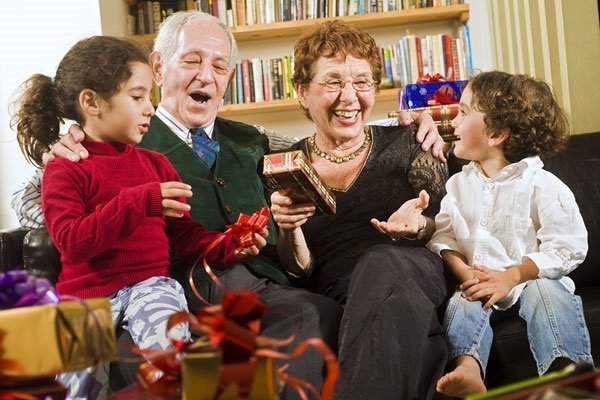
[201,0,465,27]
[131,0,465,35]
[382,25,473,88]
[221,28,472,106]
[134,1,185,35]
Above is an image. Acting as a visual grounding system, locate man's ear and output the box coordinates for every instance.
[149,51,163,86]
[79,89,101,116]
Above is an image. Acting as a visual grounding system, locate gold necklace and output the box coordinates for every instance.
[309,128,372,164]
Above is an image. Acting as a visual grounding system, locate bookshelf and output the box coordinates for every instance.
[122,2,470,133]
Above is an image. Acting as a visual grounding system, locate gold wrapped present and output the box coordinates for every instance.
[0,298,116,380]
[181,352,280,400]
[263,150,336,215]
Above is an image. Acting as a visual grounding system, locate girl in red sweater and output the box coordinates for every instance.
[11,36,267,399]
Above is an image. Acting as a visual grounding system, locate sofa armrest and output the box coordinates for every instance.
[22,227,61,284]
[0,227,30,272]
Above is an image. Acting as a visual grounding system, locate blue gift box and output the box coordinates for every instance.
[399,80,468,109]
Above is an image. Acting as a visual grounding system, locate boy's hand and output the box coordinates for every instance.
[461,265,518,310]
[235,227,269,259]
[160,181,192,218]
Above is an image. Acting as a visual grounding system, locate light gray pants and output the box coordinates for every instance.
[58,276,190,400]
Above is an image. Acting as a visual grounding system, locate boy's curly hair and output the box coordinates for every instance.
[469,71,569,162]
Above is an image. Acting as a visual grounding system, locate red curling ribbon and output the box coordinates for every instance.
[188,207,271,306]
[132,206,340,399]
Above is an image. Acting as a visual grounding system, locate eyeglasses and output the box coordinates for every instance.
[313,79,377,93]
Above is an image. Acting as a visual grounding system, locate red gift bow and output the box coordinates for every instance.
[417,72,446,83]
[129,207,339,399]
[188,207,271,306]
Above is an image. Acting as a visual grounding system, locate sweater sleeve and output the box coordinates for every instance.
[42,161,163,262]
[153,152,240,268]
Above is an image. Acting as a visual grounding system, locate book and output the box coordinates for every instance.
[263,150,336,215]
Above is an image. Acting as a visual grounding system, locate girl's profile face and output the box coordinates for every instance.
[88,62,155,144]
[451,85,492,162]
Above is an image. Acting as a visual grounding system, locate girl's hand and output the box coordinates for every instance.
[270,191,316,230]
[235,227,269,259]
[461,265,517,310]
[371,190,429,240]
[160,181,192,218]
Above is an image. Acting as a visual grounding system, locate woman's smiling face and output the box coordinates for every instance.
[298,55,376,143]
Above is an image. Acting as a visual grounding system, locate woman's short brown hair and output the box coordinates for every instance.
[292,20,382,88]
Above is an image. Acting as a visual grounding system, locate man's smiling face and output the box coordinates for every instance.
[154,19,233,128]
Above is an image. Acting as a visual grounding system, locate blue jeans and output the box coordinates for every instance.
[444,278,593,377]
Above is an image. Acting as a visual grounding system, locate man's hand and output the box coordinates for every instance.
[235,227,269,259]
[270,191,316,230]
[160,181,192,218]
[397,110,446,162]
[42,124,89,166]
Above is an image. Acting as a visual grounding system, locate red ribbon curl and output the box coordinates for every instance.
[131,207,339,399]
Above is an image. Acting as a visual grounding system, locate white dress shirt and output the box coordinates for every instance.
[427,156,588,309]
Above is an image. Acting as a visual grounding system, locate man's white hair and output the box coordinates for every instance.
[153,10,238,70]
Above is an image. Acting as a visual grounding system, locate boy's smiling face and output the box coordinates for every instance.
[451,85,494,162]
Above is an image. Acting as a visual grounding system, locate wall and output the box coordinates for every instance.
[487,0,600,134]
[0,0,102,228]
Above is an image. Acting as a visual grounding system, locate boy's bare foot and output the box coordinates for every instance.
[436,362,486,398]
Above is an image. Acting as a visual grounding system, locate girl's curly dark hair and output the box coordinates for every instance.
[469,71,569,162]
[10,36,148,167]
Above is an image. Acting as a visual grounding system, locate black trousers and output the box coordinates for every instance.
[334,245,448,400]
[205,264,343,400]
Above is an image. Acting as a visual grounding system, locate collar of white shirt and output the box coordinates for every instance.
[155,104,215,145]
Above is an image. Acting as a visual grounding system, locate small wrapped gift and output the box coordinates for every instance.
[0,297,117,380]
[389,104,460,142]
[399,78,467,109]
[181,352,279,400]
[263,150,336,215]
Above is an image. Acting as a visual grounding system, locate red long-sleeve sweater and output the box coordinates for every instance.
[42,140,238,299]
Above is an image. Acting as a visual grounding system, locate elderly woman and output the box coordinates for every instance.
[270,21,448,400]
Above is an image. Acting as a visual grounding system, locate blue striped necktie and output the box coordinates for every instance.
[190,128,220,168]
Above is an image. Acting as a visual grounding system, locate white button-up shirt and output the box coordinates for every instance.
[428,156,588,309]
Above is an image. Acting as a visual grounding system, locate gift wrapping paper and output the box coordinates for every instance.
[0,298,116,380]
[263,150,336,215]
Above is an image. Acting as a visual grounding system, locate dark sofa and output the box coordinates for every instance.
[1,132,599,391]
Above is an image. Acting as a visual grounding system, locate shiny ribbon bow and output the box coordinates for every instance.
[131,207,339,400]
[417,72,446,83]
[0,269,59,310]
[224,207,270,248]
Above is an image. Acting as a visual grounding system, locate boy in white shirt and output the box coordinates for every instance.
[427,71,593,398]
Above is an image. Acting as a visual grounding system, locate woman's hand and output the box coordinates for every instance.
[270,191,316,230]
[235,227,268,259]
[396,110,446,162]
[42,124,89,166]
[460,265,518,310]
[160,181,192,218]
[370,190,429,239]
